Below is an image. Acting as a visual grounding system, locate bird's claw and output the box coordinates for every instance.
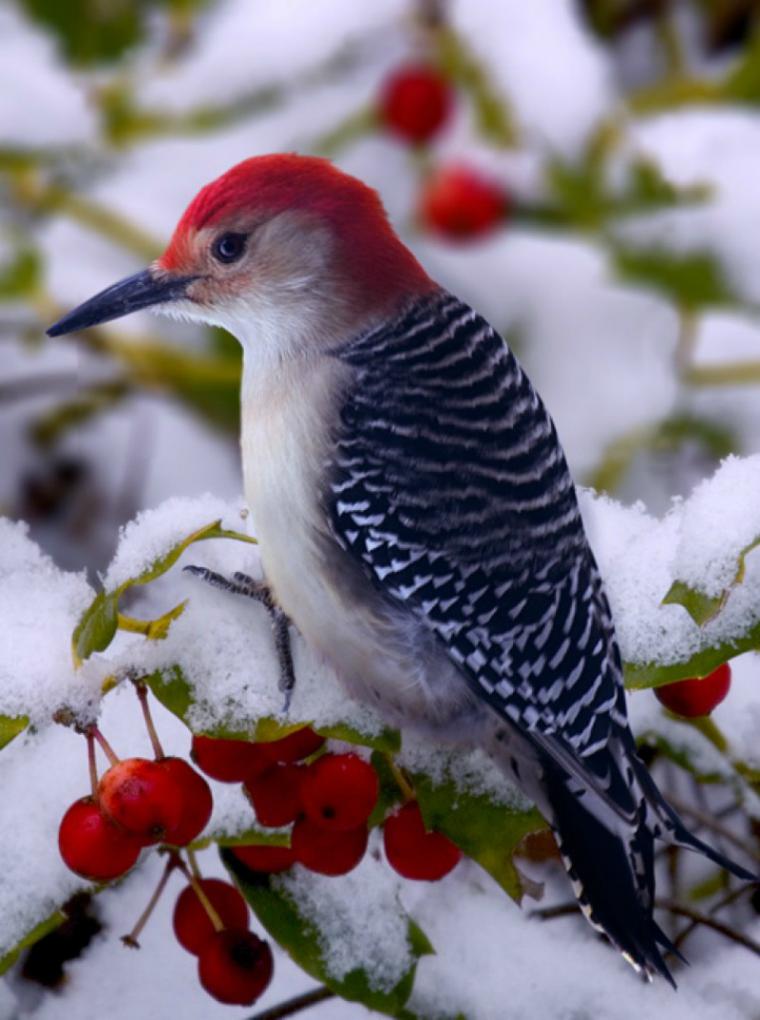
[184,564,296,712]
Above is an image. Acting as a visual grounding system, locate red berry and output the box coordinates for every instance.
[291,817,368,875]
[244,763,305,828]
[383,801,461,881]
[262,726,325,763]
[58,796,142,881]
[655,663,732,718]
[172,879,249,956]
[159,757,213,846]
[231,844,296,874]
[420,164,506,240]
[191,735,272,783]
[301,753,379,831]
[380,64,453,143]
[98,758,183,843]
[198,929,273,1006]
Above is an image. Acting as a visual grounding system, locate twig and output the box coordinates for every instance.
[673,884,751,951]
[656,898,760,959]
[122,855,178,948]
[247,986,336,1020]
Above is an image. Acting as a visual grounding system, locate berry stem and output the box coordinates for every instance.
[246,985,336,1019]
[383,753,415,803]
[135,681,165,759]
[86,728,99,799]
[121,854,178,949]
[91,726,120,767]
[180,851,225,932]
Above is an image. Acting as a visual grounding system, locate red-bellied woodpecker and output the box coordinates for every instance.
[48,154,755,983]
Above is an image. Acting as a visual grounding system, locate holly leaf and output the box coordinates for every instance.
[610,246,740,313]
[223,850,433,1018]
[412,768,546,902]
[662,532,760,626]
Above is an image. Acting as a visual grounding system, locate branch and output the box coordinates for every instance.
[247,986,335,1020]
[665,795,760,864]
[657,898,760,959]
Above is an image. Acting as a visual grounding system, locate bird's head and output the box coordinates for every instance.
[47,154,432,357]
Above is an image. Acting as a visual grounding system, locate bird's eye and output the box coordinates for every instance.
[211,232,247,264]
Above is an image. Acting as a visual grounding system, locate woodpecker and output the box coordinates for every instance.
[48,154,755,983]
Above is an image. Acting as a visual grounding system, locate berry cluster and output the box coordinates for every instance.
[377,64,508,241]
[194,731,462,882]
[655,662,732,718]
[56,684,275,1007]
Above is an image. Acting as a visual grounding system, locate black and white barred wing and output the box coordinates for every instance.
[328,291,628,769]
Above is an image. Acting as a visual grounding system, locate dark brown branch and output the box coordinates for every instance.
[673,884,750,951]
[666,795,760,864]
[657,898,760,959]
[247,986,335,1020]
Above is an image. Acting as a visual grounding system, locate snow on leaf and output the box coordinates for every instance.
[223,848,434,1018]
[0,714,29,750]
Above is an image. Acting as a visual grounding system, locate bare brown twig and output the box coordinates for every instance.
[247,986,336,1020]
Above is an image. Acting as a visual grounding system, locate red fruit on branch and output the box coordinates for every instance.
[654,663,732,718]
[420,164,507,240]
[301,753,379,831]
[291,817,368,875]
[383,801,462,880]
[98,758,183,843]
[172,879,249,956]
[191,735,272,783]
[58,797,143,881]
[262,726,325,763]
[379,64,453,143]
[198,929,273,1006]
[244,763,305,828]
[231,844,296,874]
[159,757,213,846]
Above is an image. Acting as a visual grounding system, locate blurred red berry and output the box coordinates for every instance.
[198,929,273,1006]
[173,879,249,956]
[58,796,142,881]
[655,663,732,718]
[380,64,453,143]
[244,763,305,828]
[383,801,461,880]
[159,757,213,846]
[291,817,368,875]
[231,844,296,874]
[301,753,379,831]
[262,726,325,763]
[191,735,272,783]
[98,758,183,843]
[420,164,507,240]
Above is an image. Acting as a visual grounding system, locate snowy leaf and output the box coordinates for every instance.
[663,531,760,625]
[223,850,434,1018]
[412,769,546,903]
[72,519,256,663]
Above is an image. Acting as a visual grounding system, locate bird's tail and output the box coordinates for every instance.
[628,748,758,882]
[544,762,682,986]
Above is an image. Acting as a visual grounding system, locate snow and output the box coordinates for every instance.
[276,849,415,992]
[0,520,96,725]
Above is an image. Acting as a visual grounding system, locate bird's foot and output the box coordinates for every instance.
[184,566,296,712]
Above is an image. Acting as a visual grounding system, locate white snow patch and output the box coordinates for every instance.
[276,849,413,992]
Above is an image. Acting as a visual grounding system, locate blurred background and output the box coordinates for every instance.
[2,0,760,577]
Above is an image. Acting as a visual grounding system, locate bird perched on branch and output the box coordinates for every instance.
[48,153,755,983]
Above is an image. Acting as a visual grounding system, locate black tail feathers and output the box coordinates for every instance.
[545,767,680,986]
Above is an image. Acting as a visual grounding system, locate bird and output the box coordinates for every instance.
[47,153,755,984]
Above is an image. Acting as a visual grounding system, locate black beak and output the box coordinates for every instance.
[46,268,197,337]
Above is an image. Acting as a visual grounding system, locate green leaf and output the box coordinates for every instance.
[145,666,194,721]
[20,0,146,65]
[412,769,546,902]
[72,519,256,663]
[0,715,29,751]
[662,531,760,626]
[317,721,401,755]
[0,910,65,977]
[610,246,739,312]
[723,31,760,104]
[72,591,119,665]
[223,850,433,1018]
